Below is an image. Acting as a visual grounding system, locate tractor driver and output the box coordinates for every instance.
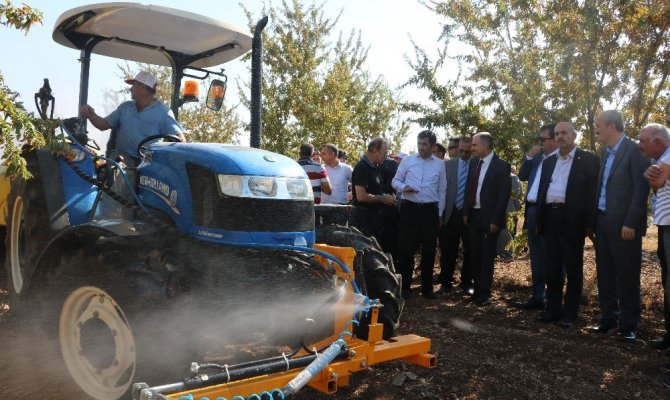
[79,70,185,164]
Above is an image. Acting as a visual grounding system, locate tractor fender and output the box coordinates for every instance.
[33,220,152,279]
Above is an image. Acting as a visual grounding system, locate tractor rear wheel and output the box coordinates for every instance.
[315,225,404,340]
[42,246,192,400]
[4,155,50,316]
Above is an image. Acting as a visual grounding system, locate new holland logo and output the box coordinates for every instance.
[139,175,181,215]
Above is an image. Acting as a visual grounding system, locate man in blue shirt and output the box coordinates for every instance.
[80,70,185,162]
[590,110,650,342]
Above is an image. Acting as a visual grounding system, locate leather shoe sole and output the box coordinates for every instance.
[559,319,575,328]
[475,297,491,307]
[619,331,637,342]
[588,325,615,334]
[514,300,544,310]
[535,313,561,323]
[422,292,438,300]
[461,286,475,295]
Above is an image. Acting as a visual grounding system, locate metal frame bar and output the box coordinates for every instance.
[144,244,437,400]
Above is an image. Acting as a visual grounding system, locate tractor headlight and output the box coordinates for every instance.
[217,175,312,201]
[248,176,277,197]
[286,178,312,200]
[218,175,244,197]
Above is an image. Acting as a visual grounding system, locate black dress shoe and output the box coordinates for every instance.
[437,284,453,294]
[475,296,491,307]
[619,330,637,343]
[402,290,413,300]
[656,374,670,388]
[588,324,615,334]
[559,319,575,328]
[514,299,544,310]
[423,291,438,300]
[662,362,670,373]
[535,312,561,323]
[461,285,475,295]
[650,338,670,350]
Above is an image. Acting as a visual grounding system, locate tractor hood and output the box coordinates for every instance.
[146,143,307,178]
[53,2,252,68]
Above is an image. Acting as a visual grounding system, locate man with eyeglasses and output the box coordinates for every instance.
[439,137,475,294]
[351,138,397,239]
[447,137,460,159]
[515,124,557,310]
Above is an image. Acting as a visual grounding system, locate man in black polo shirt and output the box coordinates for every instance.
[352,138,397,239]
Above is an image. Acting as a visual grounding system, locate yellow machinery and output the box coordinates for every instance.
[133,244,436,400]
[0,168,9,226]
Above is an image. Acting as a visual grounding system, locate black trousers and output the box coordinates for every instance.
[468,209,498,298]
[542,206,585,320]
[378,205,400,269]
[594,213,642,331]
[438,208,472,287]
[398,201,439,294]
[658,225,670,339]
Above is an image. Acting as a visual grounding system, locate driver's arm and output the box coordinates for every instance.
[79,105,111,131]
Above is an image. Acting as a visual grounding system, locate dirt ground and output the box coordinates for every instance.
[1,227,669,399]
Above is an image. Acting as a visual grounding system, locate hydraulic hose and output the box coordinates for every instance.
[282,339,346,396]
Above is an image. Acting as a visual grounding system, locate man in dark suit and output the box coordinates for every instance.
[533,122,599,327]
[438,137,474,293]
[463,132,511,306]
[590,110,650,342]
[515,124,557,309]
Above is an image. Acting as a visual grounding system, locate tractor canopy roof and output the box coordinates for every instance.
[53,2,253,68]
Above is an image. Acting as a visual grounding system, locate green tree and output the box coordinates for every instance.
[108,63,243,144]
[409,0,670,156]
[0,1,45,177]
[241,0,403,161]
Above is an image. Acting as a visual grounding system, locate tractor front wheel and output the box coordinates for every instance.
[59,285,137,400]
[315,225,404,340]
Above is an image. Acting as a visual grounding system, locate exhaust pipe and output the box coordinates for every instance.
[250,16,268,149]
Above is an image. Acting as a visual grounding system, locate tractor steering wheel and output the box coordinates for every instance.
[137,134,183,157]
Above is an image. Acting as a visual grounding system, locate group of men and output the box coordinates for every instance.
[348,110,670,352]
[348,130,511,307]
[513,111,656,342]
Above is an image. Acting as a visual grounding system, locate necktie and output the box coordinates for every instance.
[469,159,483,208]
[456,160,468,209]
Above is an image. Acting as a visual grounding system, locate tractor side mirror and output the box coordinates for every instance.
[206,79,226,111]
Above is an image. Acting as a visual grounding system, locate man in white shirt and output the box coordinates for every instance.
[534,121,599,328]
[640,123,670,353]
[392,130,447,299]
[462,132,511,306]
[320,144,352,204]
[516,124,557,310]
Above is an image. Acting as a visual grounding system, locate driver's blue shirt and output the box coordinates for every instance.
[104,99,183,158]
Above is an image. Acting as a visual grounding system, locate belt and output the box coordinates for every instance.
[547,203,565,209]
[526,201,537,206]
[402,200,437,208]
[597,209,607,215]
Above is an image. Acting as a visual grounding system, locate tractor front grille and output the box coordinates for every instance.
[187,164,315,232]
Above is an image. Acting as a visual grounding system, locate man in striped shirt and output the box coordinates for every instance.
[297,142,332,204]
[640,124,670,363]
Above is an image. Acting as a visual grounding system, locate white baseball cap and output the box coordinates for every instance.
[125,70,157,90]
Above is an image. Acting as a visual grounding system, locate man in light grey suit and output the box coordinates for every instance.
[438,137,475,293]
[590,110,650,342]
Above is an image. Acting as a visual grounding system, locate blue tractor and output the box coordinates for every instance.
[4,3,405,400]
